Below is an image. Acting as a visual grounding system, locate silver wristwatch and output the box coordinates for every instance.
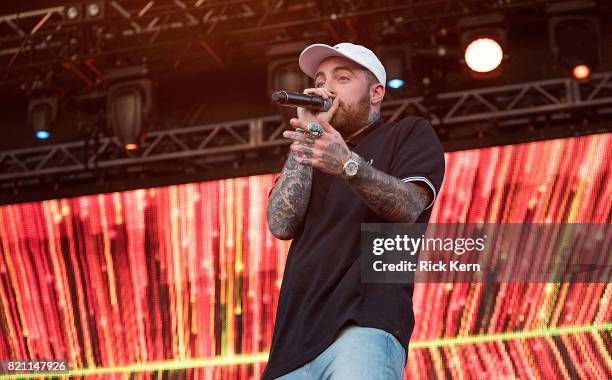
[341,151,361,179]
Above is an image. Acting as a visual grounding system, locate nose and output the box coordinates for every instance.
[322,83,336,95]
[317,77,337,96]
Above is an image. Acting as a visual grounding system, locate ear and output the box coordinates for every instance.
[370,83,385,105]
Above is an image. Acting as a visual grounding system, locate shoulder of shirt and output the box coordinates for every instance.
[387,116,433,135]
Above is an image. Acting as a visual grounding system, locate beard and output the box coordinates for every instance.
[330,91,371,138]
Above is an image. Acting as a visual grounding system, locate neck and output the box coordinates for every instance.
[345,111,380,142]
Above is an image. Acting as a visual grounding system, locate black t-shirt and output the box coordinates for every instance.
[261,116,445,380]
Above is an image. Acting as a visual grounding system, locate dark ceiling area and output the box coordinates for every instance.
[1,0,611,204]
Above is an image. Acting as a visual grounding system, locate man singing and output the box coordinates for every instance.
[262,43,445,380]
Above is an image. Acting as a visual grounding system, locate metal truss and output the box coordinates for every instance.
[0,0,554,87]
[0,115,288,181]
[383,71,612,125]
[2,71,612,192]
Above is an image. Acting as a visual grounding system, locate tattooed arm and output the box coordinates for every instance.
[345,154,432,223]
[266,87,341,239]
[266,151,313,240]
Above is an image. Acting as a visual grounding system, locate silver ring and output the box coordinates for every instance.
[306,123,324,137]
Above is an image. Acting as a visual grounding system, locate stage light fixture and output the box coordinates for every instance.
[85,1,105,20]
[87,3,100,17]
[65,5,81,21]
[380,49,406,89]
[36,131,50,140]
[266,43,310,94]
[269,58,308,95]
[464,38,503,73]
[28,96,58,140]
[572,64,590,80]
[65,2,105,22]
[458,13,507,78]
[107,78,153,151]
[268,57,310,121]
[548,1,600,81]
[387,79,404,89]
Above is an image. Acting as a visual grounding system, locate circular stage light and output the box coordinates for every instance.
[87,3,101,18]
[66,5,80,21]
[572,64,591,80]
[464,38,503,73]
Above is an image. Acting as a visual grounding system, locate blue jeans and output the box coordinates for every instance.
[275,325,406,380]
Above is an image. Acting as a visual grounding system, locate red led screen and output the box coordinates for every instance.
[0,133,610,379]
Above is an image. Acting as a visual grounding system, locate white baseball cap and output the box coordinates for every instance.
[298,42,386,86]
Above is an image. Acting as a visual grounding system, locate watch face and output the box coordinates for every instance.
[345,161,359,176]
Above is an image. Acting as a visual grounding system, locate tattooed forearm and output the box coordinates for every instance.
[346,155,432,223]
[266,152,313,240]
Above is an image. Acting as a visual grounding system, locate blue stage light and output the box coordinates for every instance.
[29,96,58,141]
[387,78,405,89]
[36,130,50,139]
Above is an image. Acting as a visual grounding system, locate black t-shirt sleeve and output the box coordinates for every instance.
[388,117,445,210]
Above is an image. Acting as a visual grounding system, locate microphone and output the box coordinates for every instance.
[271,91,333,112]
